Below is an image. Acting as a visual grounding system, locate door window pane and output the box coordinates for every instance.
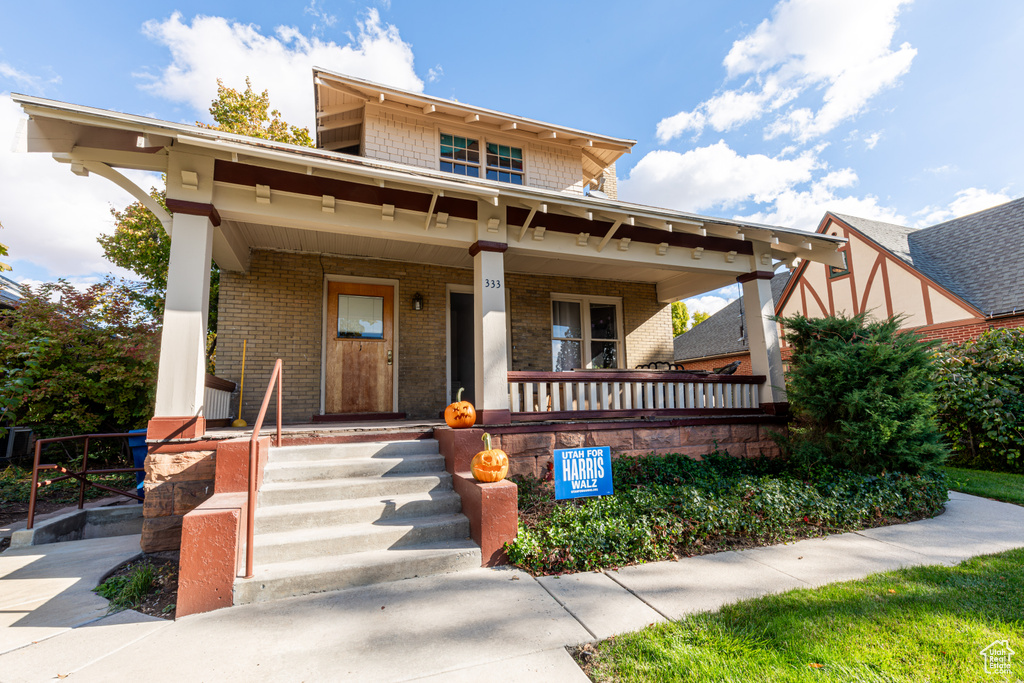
[337,295,384,339]
[590,303,617,340]
[552,340,582,371]
[590,341,617,369]
[552,301,582,339]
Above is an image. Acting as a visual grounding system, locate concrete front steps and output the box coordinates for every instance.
[234,438,480,605]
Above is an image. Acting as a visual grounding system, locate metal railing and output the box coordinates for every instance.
[508,370,765,419]
[244,358,283,579]
[27,433,144,529]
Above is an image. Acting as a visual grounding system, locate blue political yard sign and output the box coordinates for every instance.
[554,446,613,500]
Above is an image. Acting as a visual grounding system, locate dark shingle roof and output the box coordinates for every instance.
[673,271,791,362]
[835,197,1024,316]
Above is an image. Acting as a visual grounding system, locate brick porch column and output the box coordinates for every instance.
[470,224,511,425]
[739,253,787,412]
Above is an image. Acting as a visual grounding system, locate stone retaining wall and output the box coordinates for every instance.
[141,445,217,552]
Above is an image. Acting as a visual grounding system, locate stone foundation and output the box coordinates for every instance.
[483,417,785,479]
[141,443,218,552]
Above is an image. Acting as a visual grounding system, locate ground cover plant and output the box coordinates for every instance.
[506,452,947,575]
[578,548,1024,682]
[94,554,178,618]
[942,466,1024,507]
[934,328,1024,473]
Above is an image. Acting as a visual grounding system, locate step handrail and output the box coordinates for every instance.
[245,358,283,579]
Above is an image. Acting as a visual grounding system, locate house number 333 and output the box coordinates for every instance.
[484,278,502,288]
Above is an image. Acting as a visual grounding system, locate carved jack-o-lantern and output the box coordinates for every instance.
[444,387,477,429]
[470,432,509,483]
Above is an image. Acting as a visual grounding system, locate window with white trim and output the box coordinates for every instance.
[485,143,524,185]
[551,296,623,371]
[440,133,524,184]
[439,134,480,177]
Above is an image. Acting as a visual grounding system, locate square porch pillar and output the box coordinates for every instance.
[739,267,787,413]
[150,208,216,440]
[470,240,511,425]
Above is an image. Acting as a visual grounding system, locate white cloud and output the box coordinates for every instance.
[684,294,735,317]
[0,96,150,283]
[620,140,819,213]
[739,169,906,231]
[137,9,423,131]
[914,187,1012,226]
[864,131,881,149]
[657,0,915,144]
[427,65,444,83]
[304,0,338,34]
[0,63,61,95]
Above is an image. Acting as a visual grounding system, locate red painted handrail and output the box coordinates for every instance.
[245,359,283,579]
[27,432,144,529]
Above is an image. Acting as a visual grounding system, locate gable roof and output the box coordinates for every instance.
[674,271,791,362]
[830,197,1024,316]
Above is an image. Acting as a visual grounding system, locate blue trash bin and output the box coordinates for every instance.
[127,428,148,502]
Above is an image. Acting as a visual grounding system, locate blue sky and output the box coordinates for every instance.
[2,0,1022,314]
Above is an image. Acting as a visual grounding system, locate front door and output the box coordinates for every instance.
[325,281,394,413]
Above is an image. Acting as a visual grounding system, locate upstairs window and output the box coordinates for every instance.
[485,143,524,185]
[439,134,480,177]
[829,232,850,278]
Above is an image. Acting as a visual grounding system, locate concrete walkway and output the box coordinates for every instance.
[2,491,1023,682]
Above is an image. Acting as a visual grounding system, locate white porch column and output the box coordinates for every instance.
[154,211,215,421]
[471,209,511,424]
[740,256,787,412]
[150,151,219,440]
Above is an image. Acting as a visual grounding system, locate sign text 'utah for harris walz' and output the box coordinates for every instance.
[554,446,613,500]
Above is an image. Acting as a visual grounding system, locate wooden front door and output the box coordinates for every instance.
[325,281,394,413]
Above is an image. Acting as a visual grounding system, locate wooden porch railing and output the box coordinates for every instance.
[507,370,764,420]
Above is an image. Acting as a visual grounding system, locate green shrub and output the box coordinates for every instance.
[95,564,156,612]
[0,280,158,444]
[774,312,948,475]
[505,454,947,575]
[933,328,1024,472]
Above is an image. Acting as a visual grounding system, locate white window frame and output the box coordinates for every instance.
[437,126,528,186]
[549,294,624,370]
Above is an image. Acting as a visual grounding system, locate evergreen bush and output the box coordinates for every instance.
[774,312,947,475]
[933,328,1024,472]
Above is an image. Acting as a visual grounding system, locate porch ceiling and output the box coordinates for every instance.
[230,220,737,292]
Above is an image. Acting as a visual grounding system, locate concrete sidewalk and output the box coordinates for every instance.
[1,491,1023,682]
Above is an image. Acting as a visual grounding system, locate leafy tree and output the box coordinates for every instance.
[0,279,159,440]
[197,77,314,147]
[774,312,948,475]
[671,301,689,337]
[933,328,1024,472]
[0,219,11,271]
[672,301,712,336]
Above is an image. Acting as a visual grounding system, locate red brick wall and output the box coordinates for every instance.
[916,315,1023,345]
[679,353,753,374]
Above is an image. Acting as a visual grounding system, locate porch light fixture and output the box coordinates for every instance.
[412,292,424,311]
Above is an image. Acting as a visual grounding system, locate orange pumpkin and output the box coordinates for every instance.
[444,387,477,428]
[471,432,509,483]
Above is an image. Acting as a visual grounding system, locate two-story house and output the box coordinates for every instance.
[13,70,845,614]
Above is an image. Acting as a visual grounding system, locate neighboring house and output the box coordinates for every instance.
[680,198,1024,373]
[674,270,791,373]
[777,199,1024,343]
[0,273,21,309]
[14,72,845,612]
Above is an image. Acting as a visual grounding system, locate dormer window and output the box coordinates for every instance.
[439,134,480,177]
[485,143,524,185]
[439,133,524,184]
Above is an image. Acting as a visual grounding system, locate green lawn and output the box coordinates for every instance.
[942,466,1024,506]
[585,549,1024,682]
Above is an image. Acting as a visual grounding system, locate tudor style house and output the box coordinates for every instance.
[14,71,845,614]
[676,198,1024,371]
